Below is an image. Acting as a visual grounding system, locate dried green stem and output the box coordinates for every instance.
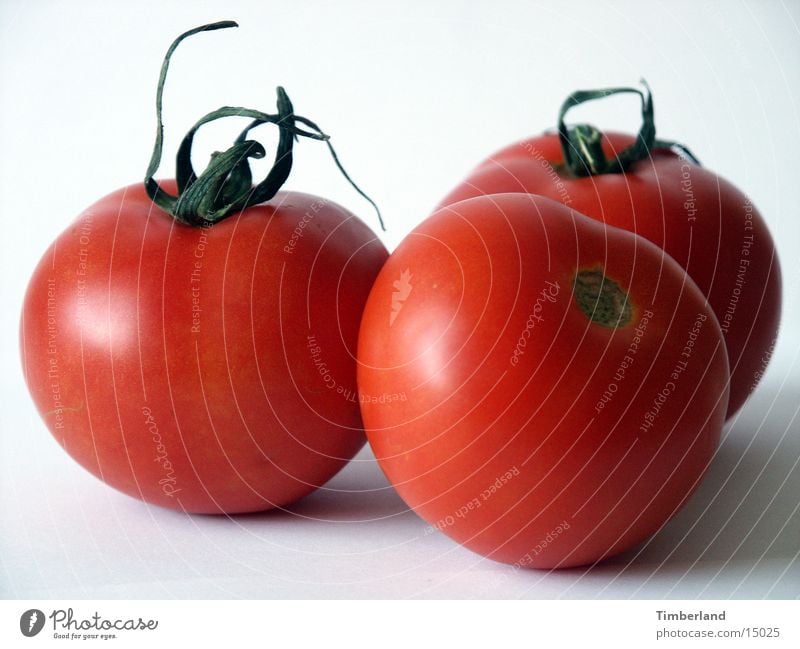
[557,80,701,178]
[144,21,384,230]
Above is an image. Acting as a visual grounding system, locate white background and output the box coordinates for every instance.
[1,0,799,600]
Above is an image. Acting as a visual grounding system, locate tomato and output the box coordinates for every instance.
[357,193,729,568]
[19,22,388,514]
[21,182,386,513]
[438,87,781,419]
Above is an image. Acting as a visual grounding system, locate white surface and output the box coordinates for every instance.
[2,374,799,599]
[1,0,799,599]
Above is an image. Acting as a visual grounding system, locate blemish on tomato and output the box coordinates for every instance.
[573,268,633,328]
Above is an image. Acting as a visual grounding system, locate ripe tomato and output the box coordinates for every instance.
[438,88,781,419]
[21,181,387,513]
[19,22,388,514]
[358,193,729,568]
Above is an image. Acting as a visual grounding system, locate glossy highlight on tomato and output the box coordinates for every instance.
[358,193,729,568]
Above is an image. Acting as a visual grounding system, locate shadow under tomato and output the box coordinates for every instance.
[226,447,413,524]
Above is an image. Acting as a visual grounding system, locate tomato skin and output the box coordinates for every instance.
[21,182,387,514]
[358,193,728,568]
[438,132,781,418]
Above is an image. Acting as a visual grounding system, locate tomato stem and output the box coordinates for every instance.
[557,81,701,178]
[144,22,384,230]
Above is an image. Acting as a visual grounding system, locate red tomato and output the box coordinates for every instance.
[438,131,780,418]
[358,193,729,568]
[21,181,387,513]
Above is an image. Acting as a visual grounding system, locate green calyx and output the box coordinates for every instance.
[144,21,384,230]
[557,80,701,178]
